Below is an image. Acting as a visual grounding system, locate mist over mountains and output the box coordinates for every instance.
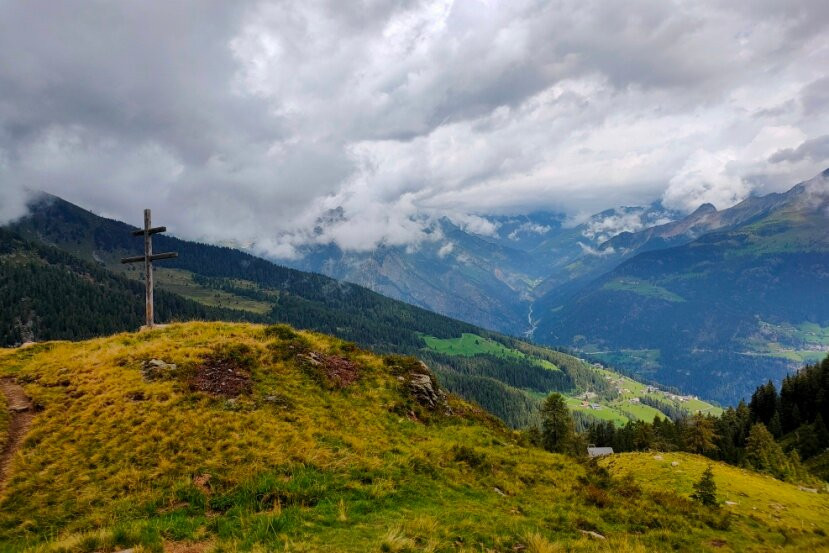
[271,170,829,403]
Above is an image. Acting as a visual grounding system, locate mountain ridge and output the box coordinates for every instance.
[533,171,829,403]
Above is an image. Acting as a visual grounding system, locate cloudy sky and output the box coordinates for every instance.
[1,0,827,256]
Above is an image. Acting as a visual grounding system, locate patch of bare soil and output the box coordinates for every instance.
[190,355,252,397]
[298,352,360,387]
[163,541,214,553]
[0,377,34,488]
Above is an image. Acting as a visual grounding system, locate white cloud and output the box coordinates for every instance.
[0,0,827,252]
[508,222,552,240]
[437,242,455,258]
[581,208,672,243]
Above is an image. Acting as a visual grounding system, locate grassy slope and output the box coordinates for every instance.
[0,323,825,552]
[601,452,829,549]
[422,334,560,371]
[423,334,722,425]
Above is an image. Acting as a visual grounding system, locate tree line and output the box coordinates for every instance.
[531,355,829,483]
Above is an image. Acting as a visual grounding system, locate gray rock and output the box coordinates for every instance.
[579,530,606,540]
[409,373,439,409]
[141,358,177,380]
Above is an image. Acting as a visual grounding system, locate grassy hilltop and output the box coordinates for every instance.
[0,323,827,552]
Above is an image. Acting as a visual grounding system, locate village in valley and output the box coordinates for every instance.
[567,365,720,426]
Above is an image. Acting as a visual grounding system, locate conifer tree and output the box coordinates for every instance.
[691,465,718,507]
[745,423,791,480]
[541,393,576,455]
[684,413,718,454]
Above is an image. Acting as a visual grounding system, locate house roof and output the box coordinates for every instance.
[587,447,614,458]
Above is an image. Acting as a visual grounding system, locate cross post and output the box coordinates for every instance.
[121,209,178,328]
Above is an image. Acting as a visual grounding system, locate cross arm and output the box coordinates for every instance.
[131,226,167,236]
[120,252,178,264]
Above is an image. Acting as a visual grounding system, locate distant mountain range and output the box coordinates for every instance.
[534,170,829,403]
[272,205,679,335]
[271,170,829,403]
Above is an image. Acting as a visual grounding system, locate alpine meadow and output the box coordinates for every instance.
[1,1,828,552]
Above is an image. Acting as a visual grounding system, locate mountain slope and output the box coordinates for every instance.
[276,218,537,334]
[275,206,680,337]
[3,196,718,427]
[0,228,256,345]
[0,322,825,552]
[534,171,829,403]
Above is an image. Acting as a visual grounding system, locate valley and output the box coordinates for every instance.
[1,3,827,550]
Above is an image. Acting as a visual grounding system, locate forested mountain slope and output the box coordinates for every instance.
[0,228,254,345]
[533,171,829,404]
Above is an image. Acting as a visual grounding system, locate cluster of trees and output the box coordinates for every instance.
[579,355,829,482]
[532,392,725,506]
[0,230,253,345]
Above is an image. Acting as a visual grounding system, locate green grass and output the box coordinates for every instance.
[1,323,825,552]
[589,368,722,421]
[422,333,525,359]
[422,333,560,371]
[423,336,723,424]
[620,403,667,422]
[566,397,630,425]
[601,452,829,546]
[120,267,274,315]
[737,320,829,366]
[602,279,686,303]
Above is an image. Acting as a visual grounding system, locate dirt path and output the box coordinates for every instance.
[0,377,33,488]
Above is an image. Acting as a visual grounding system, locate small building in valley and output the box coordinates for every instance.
[587,446,614,458]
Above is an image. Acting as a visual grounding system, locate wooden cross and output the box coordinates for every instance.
[120,209,178,328]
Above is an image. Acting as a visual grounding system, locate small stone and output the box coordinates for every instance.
[579,530,606,540]
[798,486,818,493]
[494,487,506,496]
[653,455,663,460]
[725,501,738,506]
[671,461,680,467]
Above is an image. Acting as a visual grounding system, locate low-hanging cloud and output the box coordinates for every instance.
[1,0,828,251]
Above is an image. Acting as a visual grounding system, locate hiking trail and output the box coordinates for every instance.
[0,377,33,488]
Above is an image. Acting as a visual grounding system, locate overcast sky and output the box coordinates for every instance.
[1,0,827,256]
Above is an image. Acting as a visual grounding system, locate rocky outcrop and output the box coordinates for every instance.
[408,373,440,409]
[405,362,452,415]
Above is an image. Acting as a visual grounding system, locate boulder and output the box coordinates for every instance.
[141,358,177,381]
[409,373,439,409]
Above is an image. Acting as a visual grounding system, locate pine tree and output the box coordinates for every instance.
[540,393,576,455]
[745,423,791,480]
[691,465,718,507]
[684,413,718,455]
